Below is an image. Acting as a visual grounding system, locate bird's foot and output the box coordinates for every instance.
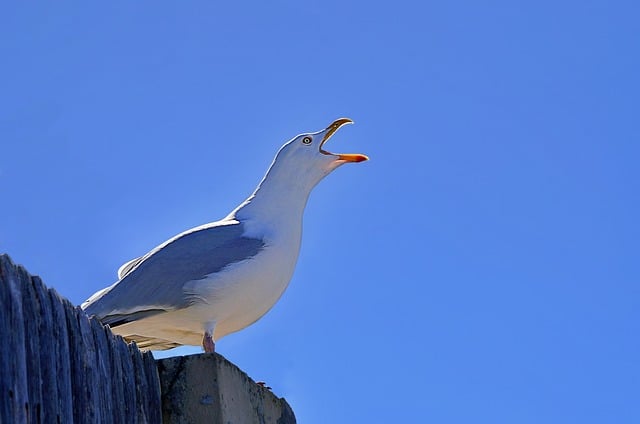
[202,332,216,353]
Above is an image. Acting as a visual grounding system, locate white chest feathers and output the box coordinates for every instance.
[186,232,301,340]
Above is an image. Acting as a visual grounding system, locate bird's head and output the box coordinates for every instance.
[270,118,369,192]
[232,118,368,222]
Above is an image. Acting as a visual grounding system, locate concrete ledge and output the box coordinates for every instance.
[157,353,296,424]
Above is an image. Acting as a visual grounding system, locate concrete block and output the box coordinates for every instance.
[157,353,296,424]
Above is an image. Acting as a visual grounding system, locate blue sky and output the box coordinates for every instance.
[1,1,638,423]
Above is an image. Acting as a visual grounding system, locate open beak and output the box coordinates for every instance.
[320,118,369,163]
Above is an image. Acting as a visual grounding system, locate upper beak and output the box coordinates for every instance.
[320,118,369,163]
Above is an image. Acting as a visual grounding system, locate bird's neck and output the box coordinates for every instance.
[227,165,313,239]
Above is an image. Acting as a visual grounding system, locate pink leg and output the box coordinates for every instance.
[202,331,216,353]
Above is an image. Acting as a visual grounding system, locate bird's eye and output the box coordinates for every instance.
[302,136,312,145]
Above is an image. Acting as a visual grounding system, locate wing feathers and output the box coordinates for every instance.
[117,256,144,279]
[82,220,265,326]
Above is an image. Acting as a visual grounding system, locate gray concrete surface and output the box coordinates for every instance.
[158,353,296,424]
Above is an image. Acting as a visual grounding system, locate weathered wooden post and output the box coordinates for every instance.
[0,254,161,423]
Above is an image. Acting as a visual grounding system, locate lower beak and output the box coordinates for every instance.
[337,153,369,162]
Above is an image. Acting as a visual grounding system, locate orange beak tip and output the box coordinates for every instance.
[339,153,369,163]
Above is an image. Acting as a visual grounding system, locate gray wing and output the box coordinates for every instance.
[82,220,265,326]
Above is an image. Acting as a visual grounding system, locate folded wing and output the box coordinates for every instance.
[81,220,265,327]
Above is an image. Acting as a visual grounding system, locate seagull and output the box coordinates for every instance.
[81,118,368,352]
